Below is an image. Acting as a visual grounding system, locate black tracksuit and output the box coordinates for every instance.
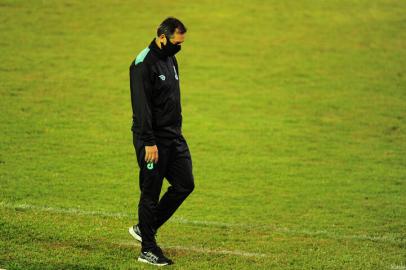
[129,38,195,251]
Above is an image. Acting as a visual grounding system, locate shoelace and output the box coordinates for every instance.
[144,251,159,262]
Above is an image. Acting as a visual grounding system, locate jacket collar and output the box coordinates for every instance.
[148,38,168,60]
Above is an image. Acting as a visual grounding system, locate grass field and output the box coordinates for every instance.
[1,0,405,269]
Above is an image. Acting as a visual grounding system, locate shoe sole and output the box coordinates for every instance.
[137,257,168,266]
[128,226,142,242]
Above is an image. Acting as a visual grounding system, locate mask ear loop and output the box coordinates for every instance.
[165,34,172,45]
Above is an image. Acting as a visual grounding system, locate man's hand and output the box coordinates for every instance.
[145,145,159,163]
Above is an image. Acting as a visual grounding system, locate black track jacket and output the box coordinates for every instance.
[129,38,183,146]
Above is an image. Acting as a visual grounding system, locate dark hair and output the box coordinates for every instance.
[157,17,187,39]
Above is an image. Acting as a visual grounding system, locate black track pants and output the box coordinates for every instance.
[132,133,195,251]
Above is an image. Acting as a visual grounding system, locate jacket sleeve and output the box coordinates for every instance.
[129,62,156,146]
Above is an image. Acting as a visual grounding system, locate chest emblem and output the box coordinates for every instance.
[158,75,166,81]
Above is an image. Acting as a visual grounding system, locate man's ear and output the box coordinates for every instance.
[159,34,166,45]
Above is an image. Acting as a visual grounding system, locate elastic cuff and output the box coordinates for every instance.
[144,140,156,146]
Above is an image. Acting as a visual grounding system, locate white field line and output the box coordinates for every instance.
[0,201,403,245]
[118,240,267,258]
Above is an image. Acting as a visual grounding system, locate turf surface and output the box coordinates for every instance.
[0,0,405,269]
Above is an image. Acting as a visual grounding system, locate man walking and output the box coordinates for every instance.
[128,17,195,266]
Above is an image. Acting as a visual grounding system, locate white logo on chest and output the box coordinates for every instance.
[158,75,166,81]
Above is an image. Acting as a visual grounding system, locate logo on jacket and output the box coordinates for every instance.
[147,162,154,170]
[173,66,178,80]
[158,75,166,81]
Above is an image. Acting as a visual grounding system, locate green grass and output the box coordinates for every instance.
[1,0,405,269]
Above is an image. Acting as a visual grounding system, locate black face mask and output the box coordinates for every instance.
[160,37,181,57]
